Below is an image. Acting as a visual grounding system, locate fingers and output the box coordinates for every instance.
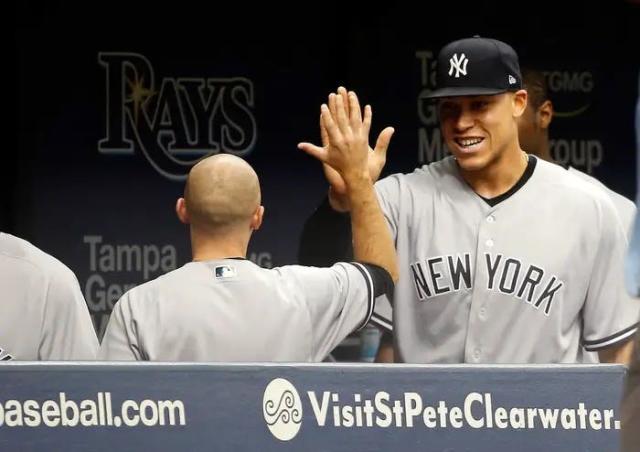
[297,142,328,162]
[334,94,350,136]
[374,126,395,160]
[328,92,338,124]
[337,86,350,118]
[319,112,329,147]
[330,87,353,128]
[362,104,372,137]
[320,103,342,145]
[329,87,366,136]
[322,88,369,151]
[348,92,362,130]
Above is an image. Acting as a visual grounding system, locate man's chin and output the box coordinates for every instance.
[453,152,488,172]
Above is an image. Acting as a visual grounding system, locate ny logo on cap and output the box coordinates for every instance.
[508,75,517,85]
[448,53,469,78]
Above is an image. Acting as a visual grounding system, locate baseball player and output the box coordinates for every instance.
[516,68,637,234]
[0,233,99,360]
[620,71,640,452]
[298,36,638,364]
[99,99,397,362]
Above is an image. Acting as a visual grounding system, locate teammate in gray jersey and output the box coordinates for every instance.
[0,233,98,360]
[620,70,640,452]
[99,94,397,362]
[299,36,638,364]
[516,68,638,366]
[516,68,637,233]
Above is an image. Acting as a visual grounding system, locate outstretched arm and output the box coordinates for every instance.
[299,90,398,282]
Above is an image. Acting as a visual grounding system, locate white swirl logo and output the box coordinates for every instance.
[263,378,303,441]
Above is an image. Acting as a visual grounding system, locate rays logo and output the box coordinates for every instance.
[263,378,303,441]
[98,52,257,181]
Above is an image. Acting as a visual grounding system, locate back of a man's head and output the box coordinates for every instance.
[517,67,554,160]
[184,154,261,234]
[521,68,549,110]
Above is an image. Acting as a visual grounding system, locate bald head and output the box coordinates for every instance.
[184,154,261,232]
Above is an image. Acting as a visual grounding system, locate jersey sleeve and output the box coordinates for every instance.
[362,263,395,333]
[298,174,404,268]
[98,293,143,361]
[582,199,640,352]
[283,262,393,361]
[297,197,353,266]
[370,293,393,332]
[614,196,637,238]
[374,174,403,243]
[39,266,99,360]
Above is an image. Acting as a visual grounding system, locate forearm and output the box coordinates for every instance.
[375,331,395,363]
[598,339,635,365]
[346,174,398,282]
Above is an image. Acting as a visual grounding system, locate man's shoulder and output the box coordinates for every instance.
[376,156,458,193]
[568,167,636,216]
[271,262,363,289]
[533,162,632,234]
[0,233,76,282]
[124,260,270,301]
[535,160,612,203]
[119,263,197,303]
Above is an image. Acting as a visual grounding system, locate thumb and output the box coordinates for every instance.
[374,127,395,159]
[298,142,327,163]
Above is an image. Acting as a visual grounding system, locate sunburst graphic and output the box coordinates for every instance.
[125,74,156,124]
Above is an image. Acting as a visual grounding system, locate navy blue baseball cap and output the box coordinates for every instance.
[426,36,523,98]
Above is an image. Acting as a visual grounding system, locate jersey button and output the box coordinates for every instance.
[486,215,495,223]
[473,349,481,360]
[485,239,494,247]
[479,307,487,319]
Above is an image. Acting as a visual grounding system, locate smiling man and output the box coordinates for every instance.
[299,36,638,364]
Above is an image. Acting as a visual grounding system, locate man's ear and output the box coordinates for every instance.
[176,197,190,224]
[538,100,554,130]
[250,205,264,231]
[512,89,528,118]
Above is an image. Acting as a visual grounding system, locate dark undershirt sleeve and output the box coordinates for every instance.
[298,196,353,266]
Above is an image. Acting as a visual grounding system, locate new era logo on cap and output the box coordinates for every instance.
[426,36,522,98]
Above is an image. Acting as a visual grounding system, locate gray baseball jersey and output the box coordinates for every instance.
[568,166,637,236]
[370,156,639,363]
[0,233,99,360]
[99,259,386,361]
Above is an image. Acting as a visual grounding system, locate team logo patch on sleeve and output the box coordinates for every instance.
[214,265,237,279]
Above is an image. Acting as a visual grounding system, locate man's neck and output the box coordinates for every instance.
[190,229,249,262]
[538,139,553,163]
[460,147,529,199]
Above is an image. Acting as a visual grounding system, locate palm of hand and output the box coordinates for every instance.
[322,150,383,196]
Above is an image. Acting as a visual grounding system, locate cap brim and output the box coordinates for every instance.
[424,87,508,99]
